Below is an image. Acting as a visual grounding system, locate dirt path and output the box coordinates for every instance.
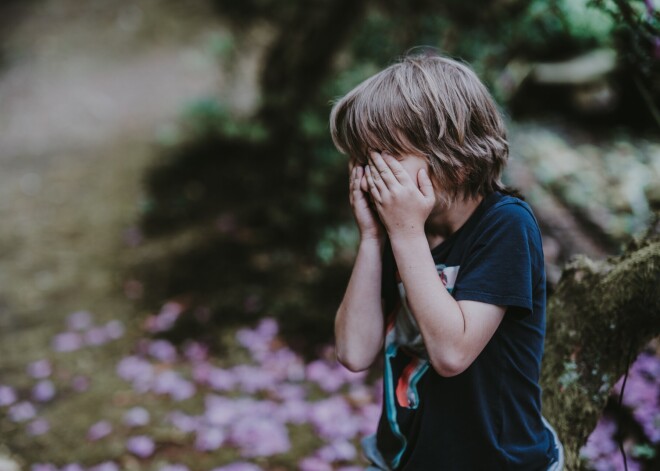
[0,0,217,338]
[0,2,269,463]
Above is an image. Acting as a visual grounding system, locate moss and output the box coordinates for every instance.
[541,232,660,469]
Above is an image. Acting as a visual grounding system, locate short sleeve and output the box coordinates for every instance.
[452,201,544,316]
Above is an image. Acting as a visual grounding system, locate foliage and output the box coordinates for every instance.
[209,0,299,25]
[590,0,660,125]
[138,0,659,354]
[180,98,267,141]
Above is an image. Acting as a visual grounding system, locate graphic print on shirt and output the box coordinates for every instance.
[382,264,460,468]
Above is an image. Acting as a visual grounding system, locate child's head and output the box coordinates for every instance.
[330,52,508,203]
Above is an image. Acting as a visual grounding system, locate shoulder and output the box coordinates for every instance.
[480,195,540,235]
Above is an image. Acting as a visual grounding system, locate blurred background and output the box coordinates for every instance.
[0,0,658,470]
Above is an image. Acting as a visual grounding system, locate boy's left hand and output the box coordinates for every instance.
[365,152,435,240]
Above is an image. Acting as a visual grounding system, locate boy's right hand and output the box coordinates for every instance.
[350,163,384,243]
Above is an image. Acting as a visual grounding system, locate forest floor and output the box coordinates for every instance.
[0,0,659,470]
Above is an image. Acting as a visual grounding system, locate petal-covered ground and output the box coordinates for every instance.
[1,305,658,470]
[0,308,383,470]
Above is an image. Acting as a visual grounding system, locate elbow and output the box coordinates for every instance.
[428,352,470,378]
[336,351,373,373]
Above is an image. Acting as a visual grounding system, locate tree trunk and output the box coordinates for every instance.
[541,223,660,469]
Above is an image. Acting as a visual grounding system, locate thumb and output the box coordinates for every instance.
[417,168,434,199]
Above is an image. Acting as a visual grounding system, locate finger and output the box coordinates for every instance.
[348,166,354,189]
[364,165,382,202]
[417,168,435,200]
[360,169,369,193]
[368,163,388,195]
[368,151,398,188]
[366,153,384,184]
[349,167,356,204]
[381,153,411,184]
[353,166,364,194]
[351,167,364,198]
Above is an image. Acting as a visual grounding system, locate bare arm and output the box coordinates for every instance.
[334,165,386,371]
[335,238,385,371]
[365,152,505,376]
[389,234,504,376]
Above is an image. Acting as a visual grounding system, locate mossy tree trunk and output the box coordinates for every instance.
[541,226,660,469]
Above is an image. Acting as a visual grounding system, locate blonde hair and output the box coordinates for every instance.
[329,52,509,202]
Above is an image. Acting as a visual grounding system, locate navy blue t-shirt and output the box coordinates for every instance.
[373,192,558,470]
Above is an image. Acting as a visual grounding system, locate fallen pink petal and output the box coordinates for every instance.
[203,394,241,427]
[8,401,37,422]
[30,464,58,471]
[84,326,111,346]
[88,462,120,471]
[194,425,225,451]
[231,365,278,393]
[309,397,360,441]
[0,385,17,407]
[275,399,309,425]
[32,380,56,402]
[206,366,237,391]
[357,403,380,437]
[255,317,278,338]
[123,407,150,427]
[147,339,178,363]
[60,464,85,471]
[168,410,200,433]
[71,375,91,392]
[27,417,50,436]
[126,435,156,458]
[315,440,357,462]
[104,320,126,339]
[229,416,291,457]
[210,463,263,471]
[298,456,333,471]
[87,420,113,441]
[169,378,196,401]
[67,311,93,331]
[146,302,183,333]
[182,340,209,362]
[116,355,155,392]
[26,359,52,379]
[158,465,190,471]
[151,370,189,396]
[52,332,83,352]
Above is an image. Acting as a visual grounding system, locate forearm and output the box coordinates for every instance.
[389,234,467,374]
[335,239,385,371]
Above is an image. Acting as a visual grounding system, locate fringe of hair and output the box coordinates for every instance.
[330,52,509,202]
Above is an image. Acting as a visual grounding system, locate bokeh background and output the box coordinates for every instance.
[0,0,659,470]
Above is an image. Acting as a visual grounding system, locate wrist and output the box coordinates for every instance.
[388,228,427,247]
[359,234,385,250]
[387,223,426,242]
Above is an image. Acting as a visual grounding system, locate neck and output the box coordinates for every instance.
[425,194,484,248]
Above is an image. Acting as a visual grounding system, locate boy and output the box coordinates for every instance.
[329,53,564,470]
